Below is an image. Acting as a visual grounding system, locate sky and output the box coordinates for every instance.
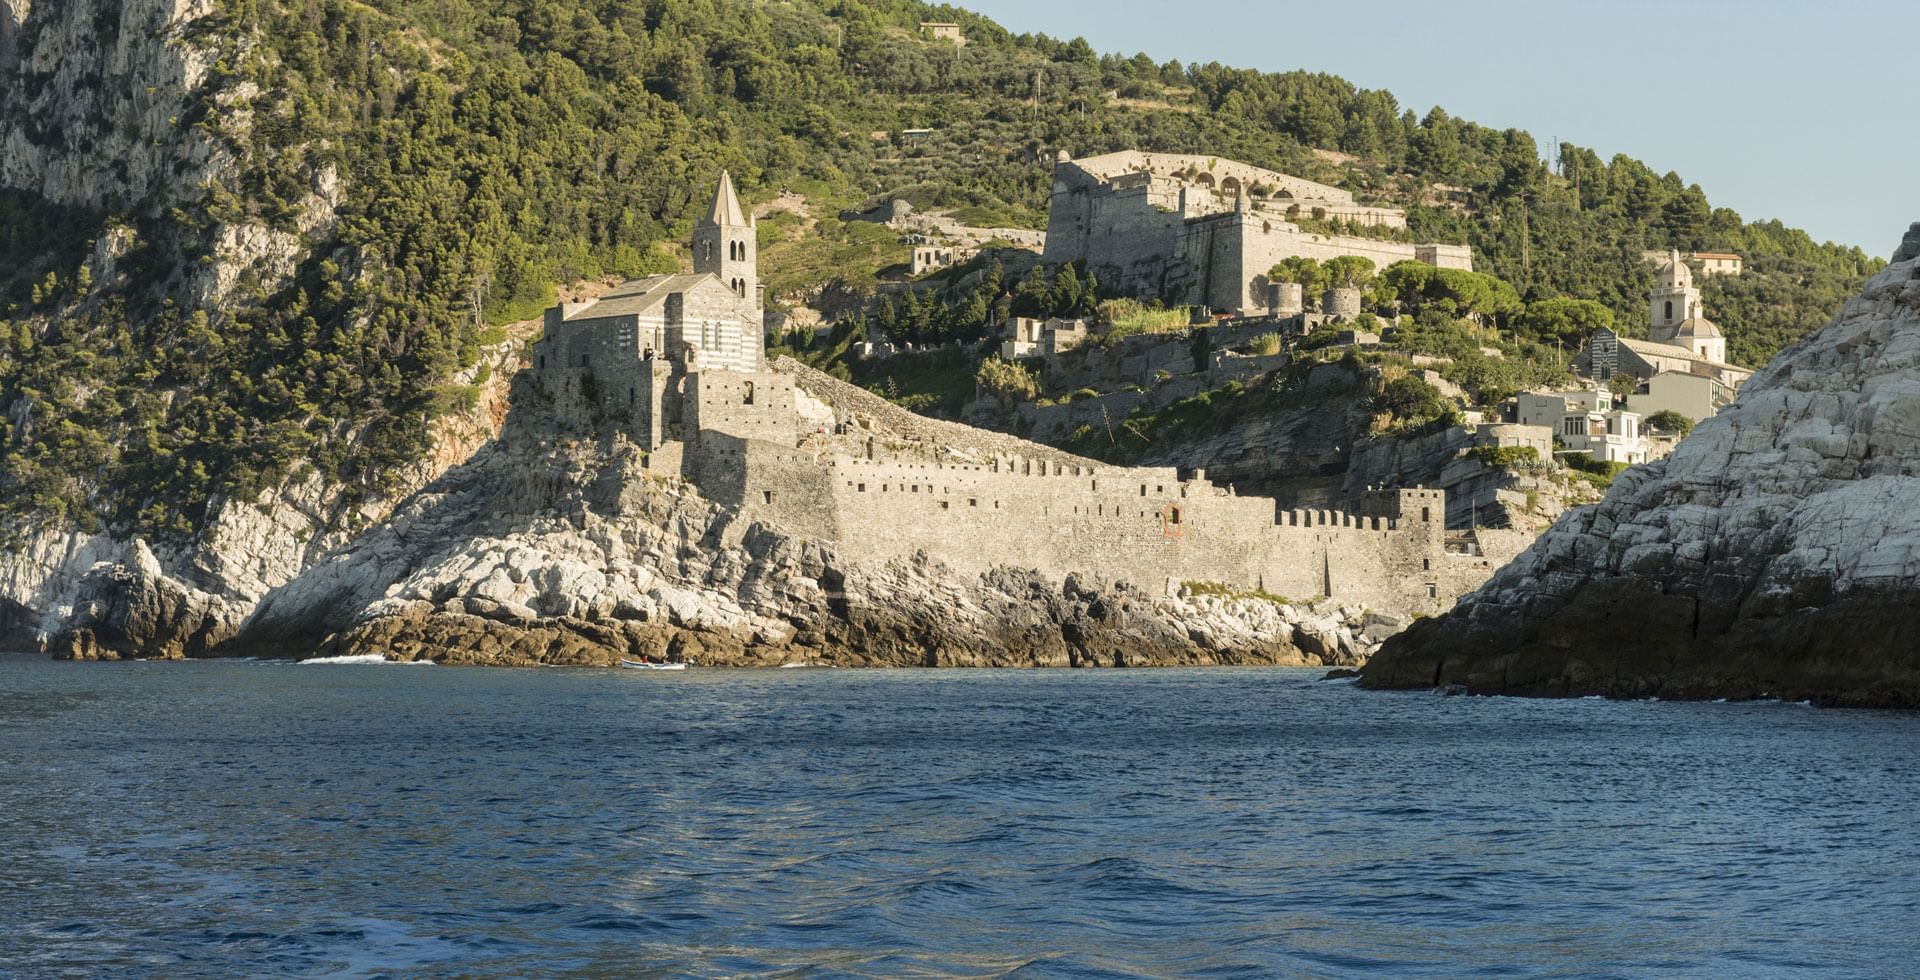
[957,0,1917,255]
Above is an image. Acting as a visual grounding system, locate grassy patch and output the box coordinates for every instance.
[1184,580,1293,605]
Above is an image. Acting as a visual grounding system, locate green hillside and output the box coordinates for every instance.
[0,0,1882,540]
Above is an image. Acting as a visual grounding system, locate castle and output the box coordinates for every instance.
[535,173,1507,618]
[1042,151,1473,315]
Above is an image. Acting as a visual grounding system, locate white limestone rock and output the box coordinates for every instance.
[1363,223,1920,708]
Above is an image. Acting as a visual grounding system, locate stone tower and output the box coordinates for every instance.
[1648,248,1701,335]
[693,170,758,311]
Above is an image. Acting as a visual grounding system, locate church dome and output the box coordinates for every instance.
[1654,248,1694,289]
[1672,315,1722,339]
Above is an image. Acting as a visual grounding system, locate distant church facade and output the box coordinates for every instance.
[1573,249,1753,423]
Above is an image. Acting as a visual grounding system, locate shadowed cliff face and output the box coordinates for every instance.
[1360,223,1920,708]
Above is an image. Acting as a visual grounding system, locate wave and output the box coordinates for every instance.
[298,654,434,666]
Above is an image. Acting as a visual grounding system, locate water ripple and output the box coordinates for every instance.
[1,654,1916,975]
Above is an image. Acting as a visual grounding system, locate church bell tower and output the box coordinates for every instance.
[1648,248,1700,340]
[693,171,759,313]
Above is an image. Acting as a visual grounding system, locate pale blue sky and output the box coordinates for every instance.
[960,0,1916,255]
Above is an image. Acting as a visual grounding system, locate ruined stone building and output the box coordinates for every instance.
[536,173,1508,618]
[1042,150,1473,315]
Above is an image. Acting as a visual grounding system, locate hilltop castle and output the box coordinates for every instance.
[1042,151,1473,315]
[535,173,1509,617]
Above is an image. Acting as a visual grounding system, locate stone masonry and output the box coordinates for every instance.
[535,172,1501,618]
[1043,150,1472,314]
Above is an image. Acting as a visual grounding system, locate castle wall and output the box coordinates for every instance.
[694,436,841,542]
[1048,154,1472,314]
[814,455,1459,614]
[687,369,805,447]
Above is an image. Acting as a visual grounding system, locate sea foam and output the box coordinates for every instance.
[298,654,433,666]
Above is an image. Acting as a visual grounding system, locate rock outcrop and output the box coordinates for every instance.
[3,327,525,658]
[221,373,1383,669]
[1361,224,1920,708]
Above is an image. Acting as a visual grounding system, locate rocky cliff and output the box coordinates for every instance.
[1361,224,1920,708]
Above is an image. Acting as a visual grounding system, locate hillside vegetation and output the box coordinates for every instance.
[0,0,1881,543]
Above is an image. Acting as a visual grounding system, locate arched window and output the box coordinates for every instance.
[1665,300,1674,321]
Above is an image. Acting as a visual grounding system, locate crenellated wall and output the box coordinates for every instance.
[692,434,1468,615]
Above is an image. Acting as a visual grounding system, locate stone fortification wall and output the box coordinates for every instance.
[1213,216,1472,312]
[811,453,1457,614]
[1050,156,1472,313]
[1067,151,1357,206]
[624,357,1493,619]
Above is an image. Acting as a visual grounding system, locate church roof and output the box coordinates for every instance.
[1670,315,1723,339]
[565,273,719,319]
[702,170,748,227]
[1618,337,1747,375]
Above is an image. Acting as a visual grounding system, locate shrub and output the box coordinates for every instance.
[1644,410,1695,437]
[1467,444,1540,470]
[975,356,1040,406]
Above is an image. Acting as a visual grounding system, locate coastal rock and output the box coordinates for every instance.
[218,372,1374,668]
[1361,223,1920,708]
[53,542,240,661]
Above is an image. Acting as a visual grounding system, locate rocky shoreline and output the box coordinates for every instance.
[43,369,1399,670]
[1360,224,1920,709]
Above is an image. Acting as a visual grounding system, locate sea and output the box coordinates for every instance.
[2,652,1916,977]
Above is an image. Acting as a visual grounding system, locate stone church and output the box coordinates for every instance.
[533,172,1516,619]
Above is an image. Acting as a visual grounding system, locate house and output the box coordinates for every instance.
[1516,387,1649,465]
[920,22,965,45]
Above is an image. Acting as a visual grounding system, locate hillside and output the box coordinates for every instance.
[0,0,1884,654]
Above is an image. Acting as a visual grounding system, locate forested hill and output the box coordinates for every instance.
[0,0,1882,541]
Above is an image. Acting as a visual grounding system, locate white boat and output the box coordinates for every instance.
[620,659,686,670]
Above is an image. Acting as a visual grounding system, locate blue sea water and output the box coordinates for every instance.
[1,653,1916,977]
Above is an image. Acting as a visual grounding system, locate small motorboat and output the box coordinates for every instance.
[620,659,687,670]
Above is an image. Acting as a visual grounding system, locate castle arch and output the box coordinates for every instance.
[1220,176,1241,196]
[1193,172,1215,188]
